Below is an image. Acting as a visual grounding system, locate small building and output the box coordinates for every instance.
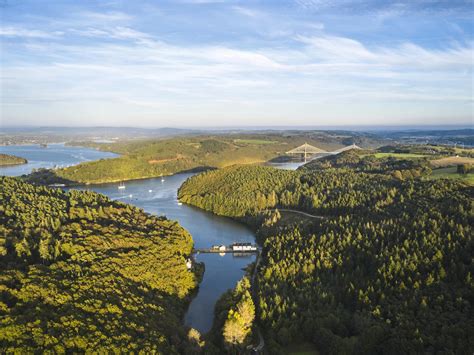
[186,258,193,270]
[212,245,227,251]
[231,243,257,251]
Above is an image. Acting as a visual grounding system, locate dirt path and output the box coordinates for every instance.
[267,208,325,219]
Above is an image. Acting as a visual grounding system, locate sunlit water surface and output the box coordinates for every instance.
[0,143,118,176]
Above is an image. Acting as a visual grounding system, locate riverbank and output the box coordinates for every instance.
[0,176,201,353]
[71,172,258,335]
[174,163,474,354]
[0,143,268,351]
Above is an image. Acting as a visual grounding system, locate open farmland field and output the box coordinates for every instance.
[429,166,474,185]
[430,156,474,168]
[371,152,429,159]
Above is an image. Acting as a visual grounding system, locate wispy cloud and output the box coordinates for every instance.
[70,26,153,43]
[1,1,472,126]
[232,6,263,18]
[0,26,62,39]
[296,35,473,69]
[79,11,132,22]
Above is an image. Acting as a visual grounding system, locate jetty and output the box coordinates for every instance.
[193,242,259,254]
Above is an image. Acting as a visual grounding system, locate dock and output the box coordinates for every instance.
[193,247,260,254]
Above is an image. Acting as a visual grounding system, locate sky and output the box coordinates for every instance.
[0,0,473,128]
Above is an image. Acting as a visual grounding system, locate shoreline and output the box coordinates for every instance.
[56,166,216,187]
[0,161,28,167]
[53,159,298,187]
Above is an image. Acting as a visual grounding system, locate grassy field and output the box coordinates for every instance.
[428,167,474,185]
[454,147,474,155]
[430,156,474,168]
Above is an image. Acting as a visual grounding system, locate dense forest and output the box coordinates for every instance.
[200,276,257,354]
[178,159,474,353]
[301,149,432,179]
[302,148,473,185]
[55,134,351,184]
[0,154,27,166]
[0,177,200,353]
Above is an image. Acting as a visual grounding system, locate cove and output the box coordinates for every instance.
[73,174,257,333]
[0,144,304,334]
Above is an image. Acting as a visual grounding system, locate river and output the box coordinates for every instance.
[0,143,118,176]
[0,143,256,333]
[0,144,305,333]
[75,175,256,333]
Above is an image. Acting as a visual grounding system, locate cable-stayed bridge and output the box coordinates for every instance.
[285,143,361,162]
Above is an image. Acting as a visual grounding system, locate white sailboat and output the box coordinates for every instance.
[118,182,126,190]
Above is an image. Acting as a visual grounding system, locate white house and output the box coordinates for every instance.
[231,243,257,251]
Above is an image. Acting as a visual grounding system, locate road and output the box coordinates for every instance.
[267,208,325,219]
[248,208,323,352]
[250,250,265,353]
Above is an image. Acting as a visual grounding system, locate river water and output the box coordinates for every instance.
[0,143,118,176]
[0,144,306,333]
[0,144,256,333]
[76,175,256,333]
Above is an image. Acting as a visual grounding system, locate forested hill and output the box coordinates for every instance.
[0,154,27,166]
[0,177,197,353]
[178,165,474,353]
[300,149,432,179]
[54,135,348,184]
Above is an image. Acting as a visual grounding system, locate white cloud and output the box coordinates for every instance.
[305,22,325,31]
[296,35,473,70]
[232,6,262,18]
[0,26,62,39]
[2,6,472,126]
[79,11,132,22]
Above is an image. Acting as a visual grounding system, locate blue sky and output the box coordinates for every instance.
[1,0,472,127]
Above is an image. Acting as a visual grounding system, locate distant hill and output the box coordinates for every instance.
[46,134,366,184]
[1,126,201,141]
[377,128,474,146]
